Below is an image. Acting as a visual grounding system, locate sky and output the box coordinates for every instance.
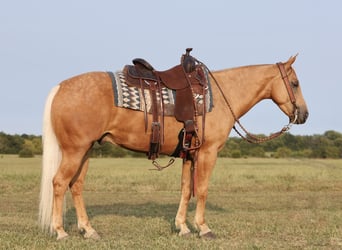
[0,0,341,136]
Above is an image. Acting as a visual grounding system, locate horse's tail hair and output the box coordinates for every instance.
[39,85,61,234]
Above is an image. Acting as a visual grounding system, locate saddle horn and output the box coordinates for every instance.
[182,48,196,73]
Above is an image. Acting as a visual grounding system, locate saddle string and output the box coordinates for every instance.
[155,71,165,145]
[141,79,148,133]
[150,158,175,171]
[196,59,297,144]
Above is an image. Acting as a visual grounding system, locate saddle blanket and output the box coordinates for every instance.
[109,70,213,116]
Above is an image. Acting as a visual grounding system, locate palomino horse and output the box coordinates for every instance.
[39,55,308,240]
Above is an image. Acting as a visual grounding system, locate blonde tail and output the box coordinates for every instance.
[38,85,61,233]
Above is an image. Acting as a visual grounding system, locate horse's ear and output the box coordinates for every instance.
[285,53,298,67]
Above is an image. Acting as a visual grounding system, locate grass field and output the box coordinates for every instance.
[0,155,342,249]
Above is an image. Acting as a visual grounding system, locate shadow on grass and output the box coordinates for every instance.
[65,201,226,232]
[67,201,225,220]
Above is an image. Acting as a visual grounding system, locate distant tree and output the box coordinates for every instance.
[218,139,240,157]
[90,142,139,158]
[18,140,35,158]
[320,146,340,159]
[262,139,282,152]
[282,133,299,151]
[231,149,241,158]
[31,137,42,154]
[274,147,292,158]
[110,145,128,158]
[0,132,24,154]
[130,151,146,158]
[19,148,34,158]
[309,135,331,158]
[248,147,266,157]
[292,149,312,158]
[324,130,342,140]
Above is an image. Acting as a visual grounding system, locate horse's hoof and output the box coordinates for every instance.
[175,222,191,237]
[178,231,192,237]
[56,232,69,241]
[199,231,216,240]
[84,230,101,240]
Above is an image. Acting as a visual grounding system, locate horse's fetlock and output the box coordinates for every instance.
[56,230,69,241]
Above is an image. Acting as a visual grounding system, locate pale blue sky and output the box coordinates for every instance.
[0,0,341,135]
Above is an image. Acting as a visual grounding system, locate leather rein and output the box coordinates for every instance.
[204,61,298,144]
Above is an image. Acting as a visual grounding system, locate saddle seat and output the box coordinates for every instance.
[125,60,195,90]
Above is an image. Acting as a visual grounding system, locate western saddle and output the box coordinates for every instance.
[123,48,209,162]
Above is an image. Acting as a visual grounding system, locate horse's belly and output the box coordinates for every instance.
[106,107,183,155]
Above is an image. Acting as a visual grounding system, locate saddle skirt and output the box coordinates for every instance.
[109,70,213,116]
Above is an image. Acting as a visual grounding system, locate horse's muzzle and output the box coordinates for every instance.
[293,107,309,124]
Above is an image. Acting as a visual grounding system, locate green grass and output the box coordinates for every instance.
[1,156,342,249]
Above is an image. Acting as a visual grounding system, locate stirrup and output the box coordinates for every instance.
[182,129,202,151]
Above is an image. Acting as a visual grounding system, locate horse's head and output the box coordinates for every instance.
[271,55,309,124]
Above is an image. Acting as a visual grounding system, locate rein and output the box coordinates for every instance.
[202,61,298,144]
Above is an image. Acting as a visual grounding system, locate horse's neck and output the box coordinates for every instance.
[212,64,275,118]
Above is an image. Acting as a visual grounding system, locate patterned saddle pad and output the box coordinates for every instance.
[108,70,213,116]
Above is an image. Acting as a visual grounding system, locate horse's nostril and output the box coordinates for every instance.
[301,111,309,123]
[305,111,309,120]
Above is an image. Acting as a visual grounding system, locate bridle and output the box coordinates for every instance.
[204,61,298,143]
[276,62,298,124]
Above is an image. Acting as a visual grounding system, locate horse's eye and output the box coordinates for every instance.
[291,80,299,87]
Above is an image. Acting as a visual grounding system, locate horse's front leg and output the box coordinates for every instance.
[194,150,217,239]
[175,159,192,236]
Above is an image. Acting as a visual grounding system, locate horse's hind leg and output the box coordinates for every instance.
[70,157,100,240]
[52,149,88,240]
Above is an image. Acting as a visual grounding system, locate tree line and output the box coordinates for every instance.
[0,130,341,158]
[218,130,342,158]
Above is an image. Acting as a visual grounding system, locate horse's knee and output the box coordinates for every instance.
[52,175,68,195]
[181,185,192,199]
[196,185,208,199]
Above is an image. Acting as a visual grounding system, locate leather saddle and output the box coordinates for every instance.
[126,61,190,90]
[122,48,208,160]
